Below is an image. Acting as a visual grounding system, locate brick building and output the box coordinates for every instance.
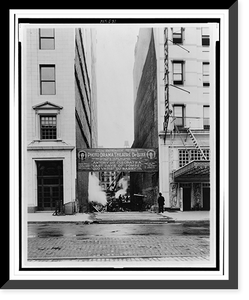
[20,26,98,213]
[130,29,159,208]
[132,26,219,211]
[100,171,118,191]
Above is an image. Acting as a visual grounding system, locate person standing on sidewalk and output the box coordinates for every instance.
[158,193,165,213]
[118,194,123,211]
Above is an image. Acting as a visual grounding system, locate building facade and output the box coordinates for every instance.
[20,27,97,213]
[130,29,159,209]
[132,26,219,211]
[100,171,118,192]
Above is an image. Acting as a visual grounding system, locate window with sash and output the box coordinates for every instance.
[172,27,183,44]
[172,61,184,85]
[40,115,57,140]
[203,62,210,86]
[202,28,210,46]
[40,65,56,95]
[39,28,55,50]
[203,106,210,130]
[173,105,185,128]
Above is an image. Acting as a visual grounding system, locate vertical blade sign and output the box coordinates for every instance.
[163,28,170,144]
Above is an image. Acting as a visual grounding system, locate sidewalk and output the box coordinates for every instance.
[27,212,96,223]
[27,210,209,223]
[162,210,210,221]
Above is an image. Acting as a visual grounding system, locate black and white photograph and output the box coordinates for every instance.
[7,5,239,290]
[21,22,218,269]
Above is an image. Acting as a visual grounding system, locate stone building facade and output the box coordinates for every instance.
[20,26,97,213]
[132,26,219,211]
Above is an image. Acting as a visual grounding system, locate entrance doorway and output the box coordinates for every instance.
[181,183,191,211]
[37,161,63,211]
[203,186,210,210]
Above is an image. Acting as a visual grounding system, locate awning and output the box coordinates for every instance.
[173,160,210,182]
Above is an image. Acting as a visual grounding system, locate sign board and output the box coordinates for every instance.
[77,148,158,172]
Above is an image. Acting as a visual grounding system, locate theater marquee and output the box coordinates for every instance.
[77,148,158,172]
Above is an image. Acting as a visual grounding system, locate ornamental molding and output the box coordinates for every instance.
[32,101,63,111]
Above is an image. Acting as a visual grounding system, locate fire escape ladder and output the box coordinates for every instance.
[186,127,207,160]
[174,124,189,150]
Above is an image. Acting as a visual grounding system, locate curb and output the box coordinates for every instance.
[28,219,210,225]
[94,219,175,224]
[28,220,175,224]
[28,254,209,261]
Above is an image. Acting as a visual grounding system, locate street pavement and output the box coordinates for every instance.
[27,214,210,265]
[28,235,209,262]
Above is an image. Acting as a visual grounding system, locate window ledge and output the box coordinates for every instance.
[27,140,75,151]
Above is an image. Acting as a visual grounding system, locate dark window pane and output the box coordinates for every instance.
[202,37,210,46]
[172,27,183,44]
[173,36,182,44]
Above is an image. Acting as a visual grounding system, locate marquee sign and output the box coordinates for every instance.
[77,148,158,172]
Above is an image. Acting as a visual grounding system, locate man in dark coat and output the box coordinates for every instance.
[158,192,165,213]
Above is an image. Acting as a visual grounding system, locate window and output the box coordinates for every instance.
[203,62,210,86]
[40,65,56,95]
[202,28,210,46]
[32,101,63,142]
[173,105,185,128]
[179,149,210,167]
[40,116,57,139]
[172,61,184,85]
[179,149,189,167]
[39,28,55,50]
[203,106,210,130]
[203,183,210,188]
[172,27,183,44]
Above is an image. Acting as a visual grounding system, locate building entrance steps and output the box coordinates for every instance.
[94,211,209,223]
[94,212,172,224]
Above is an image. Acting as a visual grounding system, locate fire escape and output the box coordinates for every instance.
[106,172,125,193]
[163,27,207,160]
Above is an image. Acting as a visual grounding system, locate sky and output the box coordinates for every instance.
[96,26,139,148]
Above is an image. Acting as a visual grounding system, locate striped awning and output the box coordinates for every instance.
[173,160,210,181]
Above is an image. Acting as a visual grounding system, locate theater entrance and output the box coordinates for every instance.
[203,183,210,211]
[181,183,192,211]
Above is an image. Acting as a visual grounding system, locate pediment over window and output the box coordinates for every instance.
[32,101,63,111]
